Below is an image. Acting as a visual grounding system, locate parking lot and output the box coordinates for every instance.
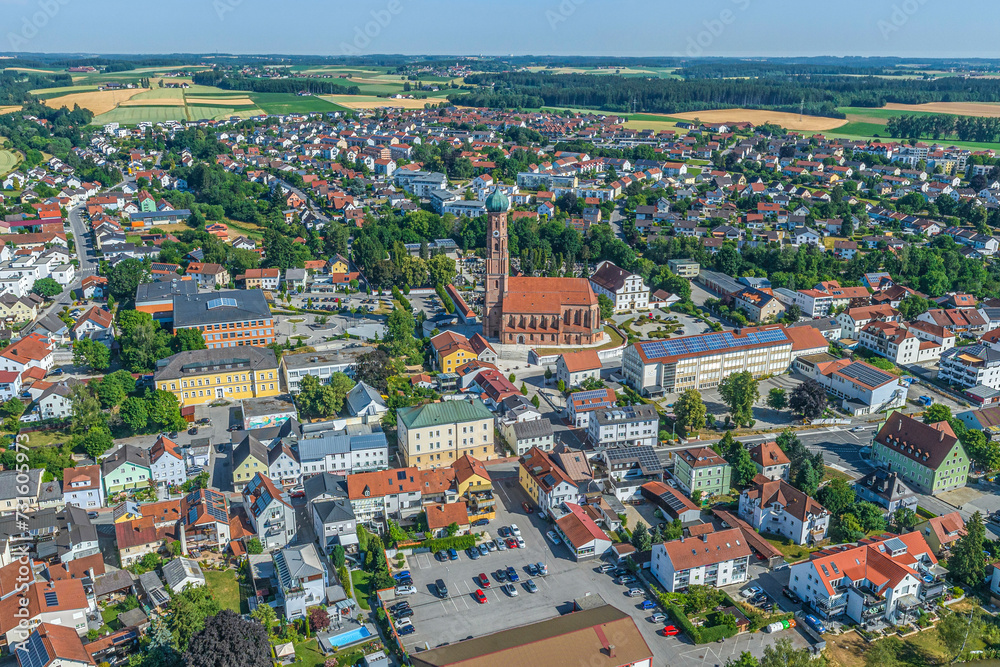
[381,469,810,663]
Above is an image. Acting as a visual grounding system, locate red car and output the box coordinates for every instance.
[506,538,519,549]
[522,501,533,513]
[662,625,680,637]
[473,589,488,604]
[478,573,491,588]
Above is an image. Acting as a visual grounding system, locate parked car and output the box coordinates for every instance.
[435,579,448,598]
[506,566,519,582]
[522,501,533,513]
[448,548,459,561]
[478,573,491,588]
[394,585,416,596]
[641,600,657,610]
[485,540,497,552]
[398,625,416,636]
[465,547,481,560]
[505,538,518,549]
[627,588,644,598]
[662,625,680,637]
[617,576,636,585]
[537,562,548,576]
[650,613,666,623]
[804,614,826,634]
[478,543,489,557]
[599,563,615,573]
[395,617,412,629]
[498,526,511,538]
[472,518,489,527]
[510,523,521,537]
[782,587,801,604]
[495,539,507,551]
[395,577,412,587]
[525,563,538,577]
[290,486,305,499]
[503,583,518,597]
[741,585,762,598]
[515,537,525,548]
[495,569,507,583]
[546,531,561,545]
[473,589,488,604]
[525,580,538,594]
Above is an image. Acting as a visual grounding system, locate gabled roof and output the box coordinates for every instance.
[874,411,964,471]
[803,531,935,597]
[742,474,827,522]
[658,527,752,571]
[555,502,609,548]
[748,441,790,468]
[520,447,574,493]
[559,349,601,373]
[921,511,966,546]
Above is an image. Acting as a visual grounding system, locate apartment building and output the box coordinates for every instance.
[734,287,785,323]
[673,448,732,499]
[346,467,423,528]
[837,304,899,339]
[793,354,907,416]
[297,424,390,476]
[589,260,650,312]
[788,532,946,625]
[243,472,297,551]
[857,321,928,365]
[939,344,1000,390]
[281,349,364,393]
[566,387,617,428]
[172,289,274,349]
[738,475,830,545]
[585,404,659,448]
[397,398,495,470]
[667,259,700,278]
[748,441,790,481]
[650,529,751,592]
[154,346,280,407]
[871,411,969,495]
[556,349,602,388]
[621,326,793,396]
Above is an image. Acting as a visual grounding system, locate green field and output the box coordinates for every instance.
[29,84,99,99]
[92,106,187,125]
[130,87,186,101]
[250,93,346,115]
[0,149,20,176]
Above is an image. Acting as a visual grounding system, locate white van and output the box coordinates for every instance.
[510,523,521,537]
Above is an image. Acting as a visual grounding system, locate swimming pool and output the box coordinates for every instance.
[326,626,372,650]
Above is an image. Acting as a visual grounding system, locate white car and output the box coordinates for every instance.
[394,585,416,596]
[741,585,762,598]
[510,523,521,537]
[495,539,508,551]
[650,613,666,623]
[516,537,525,548]
[395,617,412,629]
[546,531,561,545]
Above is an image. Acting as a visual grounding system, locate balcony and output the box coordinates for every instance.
[817,595,848,612]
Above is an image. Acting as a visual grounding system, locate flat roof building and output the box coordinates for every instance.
[172,289,274,350]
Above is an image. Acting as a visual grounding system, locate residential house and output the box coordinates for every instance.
[650,528,751,592]
[149,435,186,491]
[519,447,578,514]
[396,398,495,470]
[589,261,650,312]
[915,512,966,556]
[101,446,152,496]
[672,448,732,500]
[243,473,297,551]
[738,475,830,545]
[748,441,790,481]
[871,411,969,495]
[273,543,328,620]
[551,503,612,561]
[555,349,602,388]
[854,469,918,515]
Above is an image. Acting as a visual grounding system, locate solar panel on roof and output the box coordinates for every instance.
[44,591,58,606]
[837,362,893,388]
[639,328,787,360]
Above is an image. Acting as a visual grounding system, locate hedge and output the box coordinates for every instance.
[420,534,476,553]
[663,599,738,644]
[436,284,455,314]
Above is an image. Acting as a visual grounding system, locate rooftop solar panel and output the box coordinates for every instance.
[639,328,789,360]
[837,362,893,388]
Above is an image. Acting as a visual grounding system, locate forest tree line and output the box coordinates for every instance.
[191,71,361,95]
[884,113,1000,143]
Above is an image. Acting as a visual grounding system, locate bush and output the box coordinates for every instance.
[952,586,965,597]
[435,284,455,313]
[698,622,737,643]
[421,534,476,553]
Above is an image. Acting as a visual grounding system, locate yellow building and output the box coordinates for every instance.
[453,454,495,521]
[232,433,269,490]
[396,398,496,470]
[154,347,281,407]
[329,255,350,274]
[430,330,475,373]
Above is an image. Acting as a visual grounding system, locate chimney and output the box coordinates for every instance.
[897,419,901,432]
[940,429,944,442]
[608,645,616,659]
[702,533,709,542]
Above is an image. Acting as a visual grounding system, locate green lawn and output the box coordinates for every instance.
[350,570,371,610]
[0,149,20,177]
[204,569,241,613]
[823,466,855,483]
[532,325,624,356]
[24,428,72,448]
[762,534,821,563]
[291,638,327,667]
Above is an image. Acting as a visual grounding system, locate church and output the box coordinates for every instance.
[481,189,603,346]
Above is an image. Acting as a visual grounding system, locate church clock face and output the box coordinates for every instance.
[493,230,500,238]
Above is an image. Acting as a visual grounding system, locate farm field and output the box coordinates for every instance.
[43,88,149,115]
[119,98,185,107]
[29,84,99,99]
[882,101,1000,117]
[91,106,187,125]
[186,96,255,105]
[0,149,20,176]
[0,106,21,115]
[623,113,686,132]
[670,108,850,131]
[320,94,434,109]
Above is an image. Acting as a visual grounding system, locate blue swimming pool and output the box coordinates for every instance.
[326,626,372,650]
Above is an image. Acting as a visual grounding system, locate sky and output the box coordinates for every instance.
[0,0,997,59]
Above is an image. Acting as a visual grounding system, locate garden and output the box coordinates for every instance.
[652,583,793,645]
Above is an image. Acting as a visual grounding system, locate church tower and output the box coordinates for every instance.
[483,188,510,339]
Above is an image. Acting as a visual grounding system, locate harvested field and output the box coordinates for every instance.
[186,96,255,105]
[0,106,21,115]
[670,108,849,131]
[321,95,432,109]
[119,98,185,107]
[43,88,149,115]
[883,101,1000,117]
[0,149,20,175]
[3,67,56,74]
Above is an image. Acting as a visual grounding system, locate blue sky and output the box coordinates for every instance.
[0,0,996,58]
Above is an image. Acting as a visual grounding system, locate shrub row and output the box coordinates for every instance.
[436,284,455,313]
[421,534,476,553]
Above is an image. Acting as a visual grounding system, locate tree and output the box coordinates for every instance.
[864,637,902,667]
[631,521,652,551]
[120,396,150,433]
[70,384,106,433]
[354,349,397,393]
[385,307,418,358]
[923,403,952,424]
[120,318,172,372]
[817,478,855,516]
[597,294,614,320]
[148,390,186,431]
[308,607,330,633]
[962,429,1000,471]
[172,327,207,352]
[427,253,457,286]
[77,427,114,459]
[715,431,738,459]
[108,258,150,304]
[185,609,271,667]
[95,370,136,408]
[892,506,918,532]
[446,522,460,537]
[938,608,983,661]
[832,512,865,543]
[766,388,787,411]
[246,538,263,555]
[726,652,761,667]
[789,379,827,420]
[169,585,222,651]
[730,446,757,489]
[719,371,759,427]
[531,395,540,408]
[31,278,62,298]
[72,339,110,371]
[674,389,707,436]
[691,489,703,505]
[332,544,346,569]
[759,638,812,667]
[949,511,986,587]
[250,603,276,638]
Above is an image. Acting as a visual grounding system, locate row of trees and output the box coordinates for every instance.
[885,113,1000,143]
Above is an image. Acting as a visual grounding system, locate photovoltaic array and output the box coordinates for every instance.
[638,328,788,359]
